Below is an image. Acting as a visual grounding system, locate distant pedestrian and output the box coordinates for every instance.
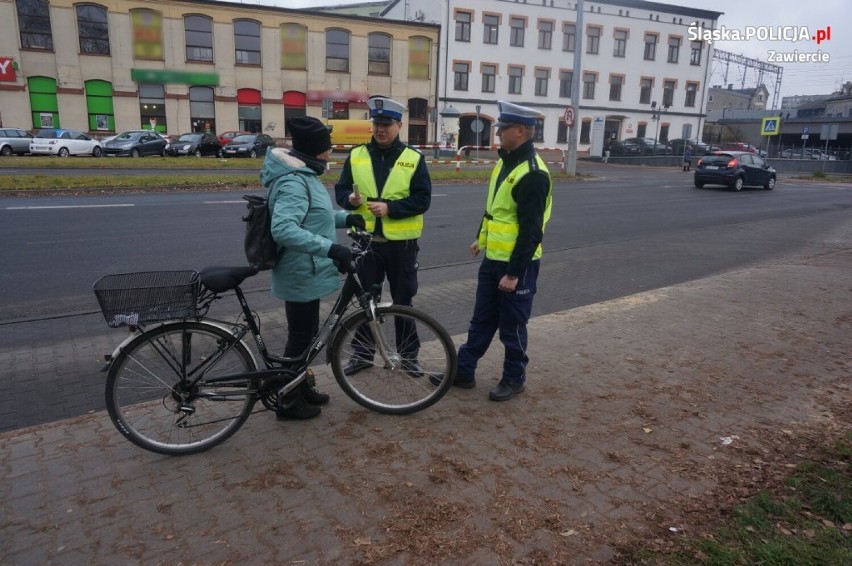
[602,140,611,164]
[683,145,693,171]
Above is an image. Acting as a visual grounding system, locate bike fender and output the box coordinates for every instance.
[323,302,394,365]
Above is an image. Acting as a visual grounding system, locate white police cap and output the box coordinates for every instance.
[368,96,406,123]
[494,100,539,128]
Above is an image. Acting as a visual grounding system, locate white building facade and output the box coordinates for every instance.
[382,0,721,154]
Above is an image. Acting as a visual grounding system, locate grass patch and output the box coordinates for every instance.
[813,170,827,178]
[627,433,851,565]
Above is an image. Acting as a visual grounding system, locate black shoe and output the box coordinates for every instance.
[275,396,321,420]
[303,384,330,406]
[488,380,524,402]
[343,358,372,376]
[430,373,475,389]
[401,360,425,378]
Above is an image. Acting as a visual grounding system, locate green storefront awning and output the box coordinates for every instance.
[131,68,220,86]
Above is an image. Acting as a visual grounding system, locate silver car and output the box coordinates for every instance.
[0,127,33,156]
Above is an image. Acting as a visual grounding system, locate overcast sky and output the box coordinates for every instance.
[231,0,850,105]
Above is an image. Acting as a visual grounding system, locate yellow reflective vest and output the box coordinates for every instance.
[478,154,552,261]
[349,145,424,240]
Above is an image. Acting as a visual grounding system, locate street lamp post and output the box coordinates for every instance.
[652,101,668,153]
[718,106,730,144]
[475,104,481,160]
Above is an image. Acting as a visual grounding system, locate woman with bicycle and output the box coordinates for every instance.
[261,116,365,420]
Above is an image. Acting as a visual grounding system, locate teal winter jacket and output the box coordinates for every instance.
[260,148,349,302]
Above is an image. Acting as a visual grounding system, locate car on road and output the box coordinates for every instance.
[623,137,672,155]
[694,151,776,191]
[0,127,34,156]
[606,139,642,157]
[103,130,168,157]
[222,133,276,158]
[166,132,222,157]
[217,130,249,146]
[29,129,103,157]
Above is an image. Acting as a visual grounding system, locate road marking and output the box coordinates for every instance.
[5,204,135,210]
[203,200,244,204]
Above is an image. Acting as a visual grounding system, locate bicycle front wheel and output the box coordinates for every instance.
[105,321,258,456]
[329,305,457,415]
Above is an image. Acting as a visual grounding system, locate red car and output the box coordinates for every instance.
[217,130,249,146]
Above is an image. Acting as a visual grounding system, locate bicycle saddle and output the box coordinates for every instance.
[200,266,259,293]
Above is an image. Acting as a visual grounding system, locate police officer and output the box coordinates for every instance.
[433,100,552,401]
[334,96,433,377]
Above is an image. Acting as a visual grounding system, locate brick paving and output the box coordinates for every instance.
[1,219,850,564]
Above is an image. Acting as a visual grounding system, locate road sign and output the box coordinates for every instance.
[802,127,809,134]
[470,119,484,133]
[760,117,779,136]
[564,105,576,127]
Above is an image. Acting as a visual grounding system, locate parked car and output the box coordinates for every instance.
[0,127,34,156]
[217,130,249,146]
[29,129,103,157]
[623,137,671,155]
[606,139,642,157]
[166,132,222,157]
[694,151,776,191]
[808,148,837,161]
[222,133,276,158]
[103,130,168,157]
[668,139,717,157]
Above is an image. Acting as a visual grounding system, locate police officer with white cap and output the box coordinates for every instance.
[432,100,553,401]
[334,96,433,377]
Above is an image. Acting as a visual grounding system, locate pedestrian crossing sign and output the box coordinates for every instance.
[761,117,780,136]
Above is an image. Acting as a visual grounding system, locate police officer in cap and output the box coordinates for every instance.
[432,100,553,401]
[334,96,433,377]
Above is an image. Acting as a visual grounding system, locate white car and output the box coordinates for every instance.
[29,129,103,157]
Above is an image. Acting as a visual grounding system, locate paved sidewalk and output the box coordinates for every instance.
[1,226,850,564]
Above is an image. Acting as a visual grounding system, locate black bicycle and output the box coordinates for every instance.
[93,231,457,456]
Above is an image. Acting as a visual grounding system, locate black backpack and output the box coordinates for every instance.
[242,180,311,270]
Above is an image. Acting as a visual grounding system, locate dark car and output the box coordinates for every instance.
[222,133,276,158]
[668,138,717,157]
[103,130,168,157]
[694,151,776,191]
[0,127,34,156]
[166,133,222,157]
[606,139,642,157]
[623,137,671,155]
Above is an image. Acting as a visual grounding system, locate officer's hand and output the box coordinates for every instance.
[348,193,364,206]
[327,244,353,274]
[367,201,389,218]
[345,214,366,230]
[469,240,480,257]
[498,275,518,293]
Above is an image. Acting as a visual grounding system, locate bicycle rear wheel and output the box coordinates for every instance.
[329,305,457,414]
[105,321,258,455]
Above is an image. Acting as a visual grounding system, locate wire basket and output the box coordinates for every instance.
[93,271,200,328]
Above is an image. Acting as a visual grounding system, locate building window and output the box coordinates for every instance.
[637,122,647,138]
[690,41,702,65]
[580,119,591,144]
[237,88,262,132]
[559,70,573,98]
[455,11,471,42]
[538,20,553,50]
[281,23,306,70]
[613,29,627,57]
[583,72,596,99]
[17,0,53,50]
[481,64,497,93]
[189,86,216,133]
[368,33,391,75]
[483,14,499,44]
[609,75,623,101]
[640,78,653,104]
[562,23,576,52]
[586,26,601,54]
[139,84,166,133]
[510,17,525,47]
[77,4,109,55]
[660,124,670,143]
[667,36,681,63]
[85,80,114,131]
[326,29,350,72]
[508,66,523,94]
[663,80,676,107]
[283,91,306,136]
[132,9,163,60]
[534,118,544,142]
[408,36,430,79]
[535,68,549,96]
[185,15,213,62]
[685,82,698,107]
[453,61,469,91]
[557,121,568,143]
[644,33,657,60]
[234,20,261,65]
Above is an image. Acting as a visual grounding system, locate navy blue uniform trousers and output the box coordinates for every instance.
[457,257,540,384]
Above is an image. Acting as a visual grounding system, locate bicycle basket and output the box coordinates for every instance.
[93,271,200,328]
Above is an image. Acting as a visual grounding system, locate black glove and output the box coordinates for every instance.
[327,243,353,274]
[345,214,366,230]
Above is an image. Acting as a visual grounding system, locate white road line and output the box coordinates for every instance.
[5,204,136,210]
[203,200,245,204]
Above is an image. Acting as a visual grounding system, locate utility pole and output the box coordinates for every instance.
[565,0,584,175]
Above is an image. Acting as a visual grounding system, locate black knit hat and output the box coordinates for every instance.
[286,116,332,157]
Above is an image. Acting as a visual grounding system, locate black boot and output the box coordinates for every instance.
[302,369,329,406]
[275,388,321,420]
